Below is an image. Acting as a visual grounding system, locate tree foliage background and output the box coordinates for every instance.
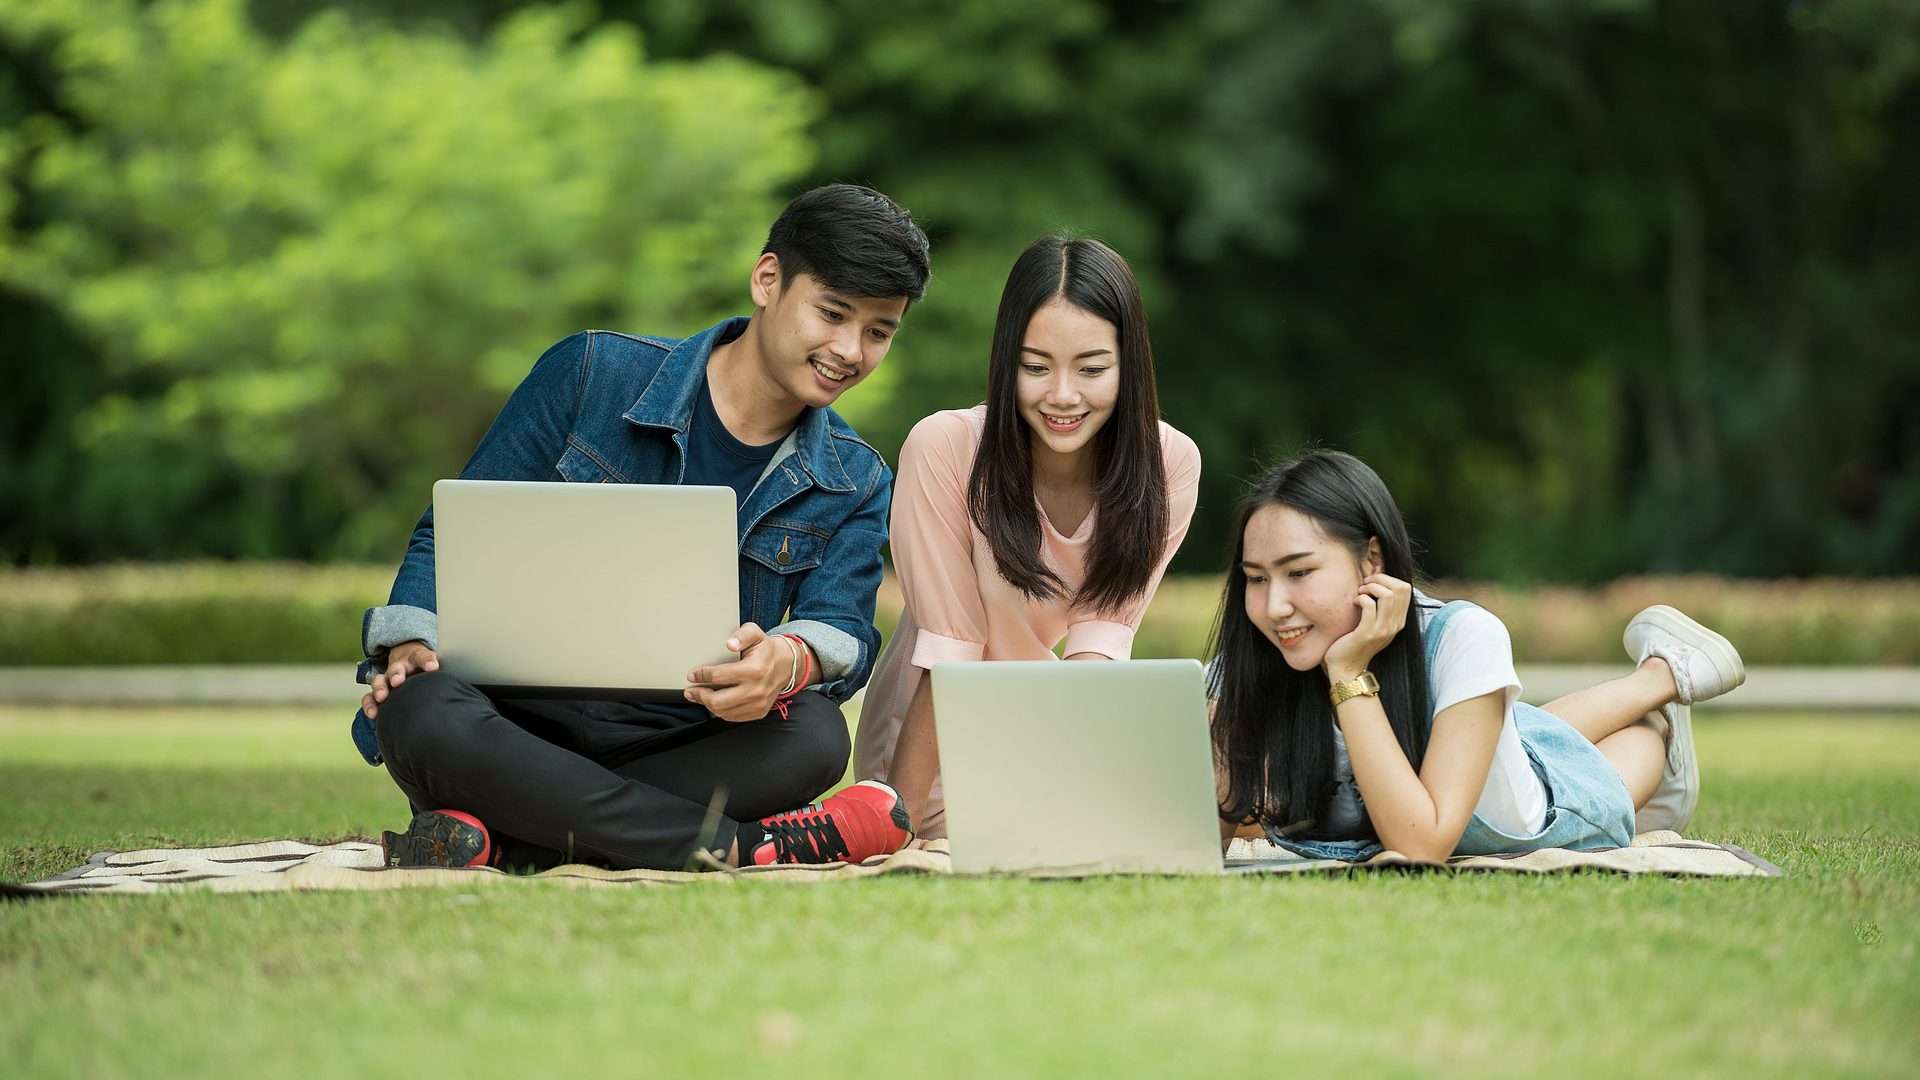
[3,0,1915,581]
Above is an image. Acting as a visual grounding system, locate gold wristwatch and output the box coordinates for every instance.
[1328,671,1381,706]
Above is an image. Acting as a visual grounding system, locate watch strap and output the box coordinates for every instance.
[1329,670,1381,706]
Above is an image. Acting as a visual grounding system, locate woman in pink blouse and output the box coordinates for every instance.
[854,236,1203,838]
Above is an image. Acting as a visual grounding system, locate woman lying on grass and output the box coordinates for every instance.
[1210,450,1747,862]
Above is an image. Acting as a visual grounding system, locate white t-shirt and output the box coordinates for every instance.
[1323,598,1548,838]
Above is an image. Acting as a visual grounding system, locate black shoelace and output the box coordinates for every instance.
[763,811,850,864]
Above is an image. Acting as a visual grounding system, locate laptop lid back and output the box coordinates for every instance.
[931,659,1224,875]
[432,479,738,697]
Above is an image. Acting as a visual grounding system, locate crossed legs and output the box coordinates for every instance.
[1541,658,1676,809]
[375,671,849,870]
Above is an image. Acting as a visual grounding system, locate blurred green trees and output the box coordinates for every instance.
[1,0,815,559]
[3,0,1916,579]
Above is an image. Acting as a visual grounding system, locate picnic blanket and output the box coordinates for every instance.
[5,830,1780,897]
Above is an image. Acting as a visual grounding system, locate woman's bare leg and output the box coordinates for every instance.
[1595,723,1666,808]
[1541,657,1679,744]
[1544,658,1682,811]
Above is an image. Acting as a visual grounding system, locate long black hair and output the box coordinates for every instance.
[1207,450,1434,833]
[967,235,1169,614]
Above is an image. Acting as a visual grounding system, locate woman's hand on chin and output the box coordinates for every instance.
[1321,572,1413,682]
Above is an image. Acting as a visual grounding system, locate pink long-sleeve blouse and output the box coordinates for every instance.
[853,405,1202,837]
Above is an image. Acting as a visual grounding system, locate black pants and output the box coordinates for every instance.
[374,671,850,870]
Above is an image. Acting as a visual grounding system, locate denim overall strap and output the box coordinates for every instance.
[1422,599,1476,672]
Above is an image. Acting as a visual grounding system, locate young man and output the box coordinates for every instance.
[351,184,929,871]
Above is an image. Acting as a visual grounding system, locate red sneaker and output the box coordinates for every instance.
[382,809,492,868]
[747,781,912,866]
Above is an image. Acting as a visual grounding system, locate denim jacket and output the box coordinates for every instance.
[350,318,892,765]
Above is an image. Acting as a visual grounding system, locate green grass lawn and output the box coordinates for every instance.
[4,706,1918,1078]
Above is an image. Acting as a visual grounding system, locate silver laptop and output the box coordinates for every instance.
[932,659,1254,875]
[432,479,739,698]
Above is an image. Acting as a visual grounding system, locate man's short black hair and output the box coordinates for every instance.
[763,184,931,303]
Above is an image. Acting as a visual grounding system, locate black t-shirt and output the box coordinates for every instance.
[649,373,784,723]
[684,373,783,512]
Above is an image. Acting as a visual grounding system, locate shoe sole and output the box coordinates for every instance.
[383,810,489,868]
[1668,700,1699,830]
[1634,701,1700,835]
[1626,605,1747,705]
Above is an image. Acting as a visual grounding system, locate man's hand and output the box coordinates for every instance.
[684,623,807,722]
[361,639,438,719]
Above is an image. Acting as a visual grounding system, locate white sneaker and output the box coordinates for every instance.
[1622,605,1746,705]
[1623,606,1741,834]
